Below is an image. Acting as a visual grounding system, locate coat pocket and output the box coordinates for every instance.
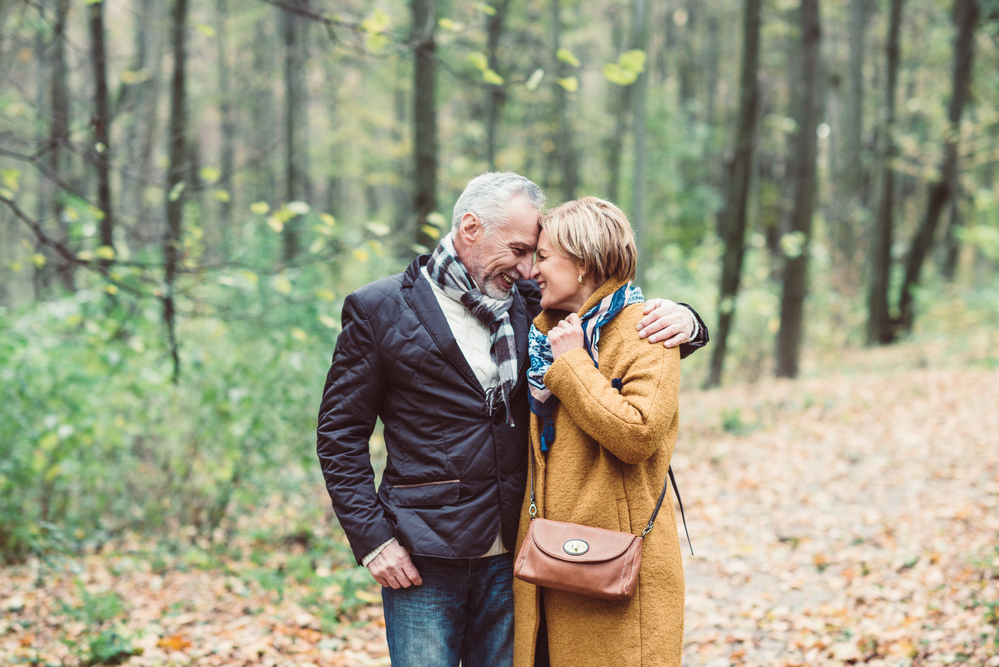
[617,498,632,534]
[388,479,461,507]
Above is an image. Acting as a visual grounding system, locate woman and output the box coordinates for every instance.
[513,197,684,667]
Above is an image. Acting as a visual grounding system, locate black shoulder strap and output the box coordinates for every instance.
[643,466,693,555]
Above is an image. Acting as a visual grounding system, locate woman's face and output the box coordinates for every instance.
[530,229,591,312]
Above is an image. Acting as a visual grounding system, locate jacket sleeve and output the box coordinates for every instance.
[316,293,397,564]
[544,308,681,465]
[678,303,709,359]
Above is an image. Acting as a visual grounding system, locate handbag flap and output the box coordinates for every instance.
[529,518,639,563]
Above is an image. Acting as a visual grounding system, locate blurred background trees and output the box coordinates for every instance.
[1,0,998,561]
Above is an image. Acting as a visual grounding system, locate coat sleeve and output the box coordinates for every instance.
[543,308,681,465]
[316,292,397,564]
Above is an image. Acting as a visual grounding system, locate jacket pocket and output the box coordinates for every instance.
[389,479,461,507]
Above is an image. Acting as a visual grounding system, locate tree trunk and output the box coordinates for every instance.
[216,0,235,257]
[866,0,903,345]
[250,16,277,204]
[631,0,650,282]
[115,0,164,250]
[705,14,720,130]
[392,60,410,243]
[485,0,511,170]
[551,0,578,201]
[603,9,630,203]
[164,0,188,383]
[89,0,114,266]
[412,0,438,252]
[775,0,823,379]
[833,0,868,266]
[677,1,696,107]
[50,0,74,293]
[897,0,978,333]
[705,0,762,389]
[282,0,309,262]
[941,193,962,280]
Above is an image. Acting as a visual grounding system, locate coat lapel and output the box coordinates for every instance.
[404,259,484,394]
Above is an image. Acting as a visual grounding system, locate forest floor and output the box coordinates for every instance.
[2,333,999,667]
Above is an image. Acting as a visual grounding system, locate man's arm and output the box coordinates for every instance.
[316,293,421,587]
[637,299,709,358]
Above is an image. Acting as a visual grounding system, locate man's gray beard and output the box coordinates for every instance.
[465,251,513,301]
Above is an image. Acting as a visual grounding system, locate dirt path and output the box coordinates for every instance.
[677,365,999,666]
[2,362,997,666]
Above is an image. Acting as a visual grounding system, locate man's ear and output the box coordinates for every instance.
[456,212,482,245]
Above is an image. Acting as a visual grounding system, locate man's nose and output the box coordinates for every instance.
[518,255,534,280]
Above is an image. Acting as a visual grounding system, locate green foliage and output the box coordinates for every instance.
[59,582,126,626]
[82,630,137,666]
[0,272,350,561]
[55,582,138,666]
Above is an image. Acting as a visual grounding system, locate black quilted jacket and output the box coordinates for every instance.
[317,255,538,564]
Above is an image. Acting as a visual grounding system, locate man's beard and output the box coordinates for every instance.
[465,247,513,301]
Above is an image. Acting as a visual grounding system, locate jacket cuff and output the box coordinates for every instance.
[678,303,709,359]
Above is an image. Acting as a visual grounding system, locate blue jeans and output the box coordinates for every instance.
[382,553,514,667]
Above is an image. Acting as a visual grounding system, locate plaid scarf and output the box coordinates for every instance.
[528,281,644,452]
[426,235,519,426]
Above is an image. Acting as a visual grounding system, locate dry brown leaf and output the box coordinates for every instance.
[157,633,192,652]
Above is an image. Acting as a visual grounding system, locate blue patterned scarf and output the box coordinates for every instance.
[426,235,519,426]
[528,282,644,451]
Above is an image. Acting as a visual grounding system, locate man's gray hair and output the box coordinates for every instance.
[451,172,546,236]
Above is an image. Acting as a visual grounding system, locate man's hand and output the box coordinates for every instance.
[637,299,694,348]
[549,313,585,360]
[367,540,423,589]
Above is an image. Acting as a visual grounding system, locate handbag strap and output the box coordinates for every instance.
[527,446,693,555]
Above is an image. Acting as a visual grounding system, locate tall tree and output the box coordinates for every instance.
[775,0,823,379]
[705,0,762,388]
[282,0,310,262]
[412,0,438,252]
[164,0,188,383]
[941,193,964,280]
[551,0,578,201]
[216,0,235,254]
[89,0,114,265]
[604,12,632,203]
[120,0,162,247]
[630,0,650,282]
[250,15,277,204]
[485,0,511,170]
[49,0,74,293]
[897,0,979,332]
[834,0,869,265]
[866,0,903,345]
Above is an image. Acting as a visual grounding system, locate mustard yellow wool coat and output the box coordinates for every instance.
[513,278,685,667]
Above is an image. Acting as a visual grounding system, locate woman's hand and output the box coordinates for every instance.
[549,313,585,360]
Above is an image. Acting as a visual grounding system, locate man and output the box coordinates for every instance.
[316,172,707,667]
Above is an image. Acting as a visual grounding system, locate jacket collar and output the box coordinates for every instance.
[403,256,531,396]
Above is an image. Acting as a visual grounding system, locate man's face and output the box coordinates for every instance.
[464,196,541,300]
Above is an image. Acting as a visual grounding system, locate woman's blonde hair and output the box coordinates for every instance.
[540,196,637,282]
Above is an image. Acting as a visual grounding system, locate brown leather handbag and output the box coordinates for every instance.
[513,456,691,601]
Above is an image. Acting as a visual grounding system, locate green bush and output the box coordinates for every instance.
[0,286,336,562]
